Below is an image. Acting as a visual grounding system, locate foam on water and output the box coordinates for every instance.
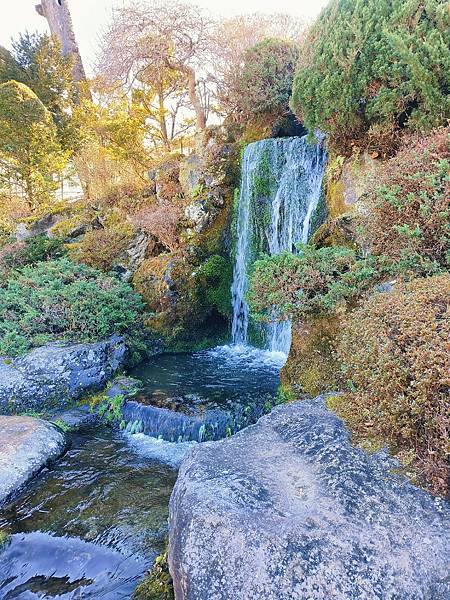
[204,344,288,369]
[124,433,196,468]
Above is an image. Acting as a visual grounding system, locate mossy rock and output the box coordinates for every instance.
[281,316,341,396]
[311,214,359,250]
[134,551,174,600]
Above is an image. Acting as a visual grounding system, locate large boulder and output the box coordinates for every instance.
[0,416,66,506]
[169,397,450,600]
[0,336,126,414]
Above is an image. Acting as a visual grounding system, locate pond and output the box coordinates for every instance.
[125,345,284,441]
[0,345,284,598]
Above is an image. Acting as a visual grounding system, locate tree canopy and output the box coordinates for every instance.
[291,0,450,154]
[0,80,67,208]
[0,33,78,152]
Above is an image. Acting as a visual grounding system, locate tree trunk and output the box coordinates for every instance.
[36,0,88,87]
[182,65,206,130]
[157,89,171,150]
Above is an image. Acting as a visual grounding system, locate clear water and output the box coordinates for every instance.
[0,429,177,599]
[231,136,327,354]
[127,346,284,442]
[0,346,285,598]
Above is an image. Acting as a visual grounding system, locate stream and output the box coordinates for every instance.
[0,346,283,599]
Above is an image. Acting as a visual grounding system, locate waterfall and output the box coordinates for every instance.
[231,136,326,355]
[122,397,278,443]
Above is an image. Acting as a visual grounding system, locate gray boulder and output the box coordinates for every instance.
[112,230,150,281]
[169,397,450,600]
[50,405,100,432]
[0,336,126,414]
[0,416,66,506]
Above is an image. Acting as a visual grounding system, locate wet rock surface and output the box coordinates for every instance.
[0,416,66,506]
[169,396,450,600]
[50,405,100,432]
[0,335,126,413]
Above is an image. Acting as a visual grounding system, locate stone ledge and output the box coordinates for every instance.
[169,397,450,600]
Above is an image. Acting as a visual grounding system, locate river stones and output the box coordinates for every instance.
[0,416,66,506]
[169,396,450,600]
[0,335,126,414]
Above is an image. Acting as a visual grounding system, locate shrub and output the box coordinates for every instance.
[336,275,450,496]
[226,37,299,128]
[69,225,134,272]
[1,234,66,268]
[131,202,182,253]
[359,127,450,269]
[248,244,379,322]
[0,258,145,358]
[291,0,450,154]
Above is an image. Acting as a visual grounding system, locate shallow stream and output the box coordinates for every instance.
[0,346,283,599]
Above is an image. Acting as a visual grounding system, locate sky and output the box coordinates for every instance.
[1,0,329,75]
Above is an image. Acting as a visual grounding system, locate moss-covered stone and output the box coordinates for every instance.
[281,316,341,396]
[311,214,359,250]
[134,551,174,600]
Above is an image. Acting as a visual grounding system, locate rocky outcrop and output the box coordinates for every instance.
[0,336,126,414]
[112,230,151,281]
[0,416,66,506]
[169,397,450,600]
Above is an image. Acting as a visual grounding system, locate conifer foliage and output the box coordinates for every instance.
[291,0,450,154]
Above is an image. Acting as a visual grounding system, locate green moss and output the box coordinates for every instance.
[281,316,341,396]
[17,409,45,419]
[134,551,174,600]
[97,394,125,424]
[53,418,74,433]
[308,186,327,238]
[196,255,232,318]
[0,530,11,551]
[275,384,296,404]
[326,393,385,454]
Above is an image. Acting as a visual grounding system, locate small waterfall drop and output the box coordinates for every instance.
[231,135,326,355]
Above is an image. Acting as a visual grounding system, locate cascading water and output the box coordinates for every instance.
[231,135,327,355]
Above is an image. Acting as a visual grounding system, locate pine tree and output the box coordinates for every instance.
[291,0,450,154]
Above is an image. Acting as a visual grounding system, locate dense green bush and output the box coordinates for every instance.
[0,234,66,270]
[359,127,449,269]
[248,244,379,322]
[335,274,450,496]
[0,258,145,357]
[291,0,450,153]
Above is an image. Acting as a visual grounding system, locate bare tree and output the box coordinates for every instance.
[99,0,214,131]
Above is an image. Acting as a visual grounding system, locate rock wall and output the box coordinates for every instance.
[169,397,449,600]
[0,335,125,414]
[134,127,238,351]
